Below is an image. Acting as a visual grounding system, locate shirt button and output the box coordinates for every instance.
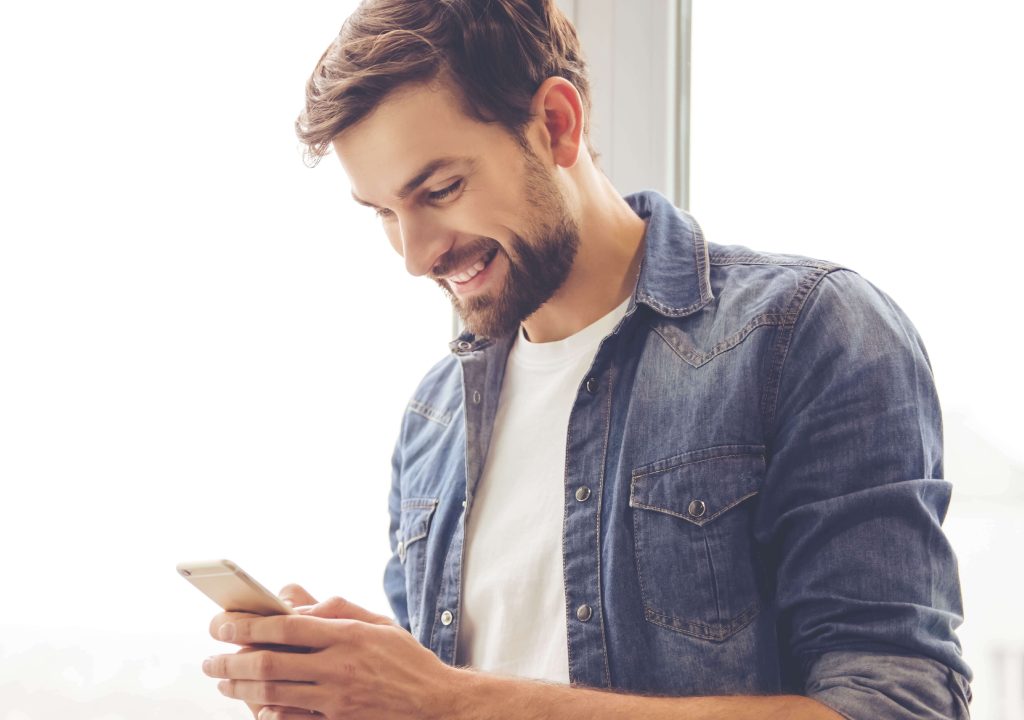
[575,486,591,502]
[461,499,467,508]
[585,377,598,394]
[576,604,593,622]
[397,541,406,562]
[472,390,482,405]
[440,610,454,626]
[688,500,707,518]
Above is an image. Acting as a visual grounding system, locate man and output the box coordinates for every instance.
[201,1,972,718]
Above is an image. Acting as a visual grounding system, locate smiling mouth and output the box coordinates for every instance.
[447,248,499,285]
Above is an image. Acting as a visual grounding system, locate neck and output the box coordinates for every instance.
[521,173,646,343]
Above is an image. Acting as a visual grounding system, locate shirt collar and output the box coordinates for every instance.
[626,190,715,318]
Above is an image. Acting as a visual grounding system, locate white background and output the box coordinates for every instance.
[0,2,449,717]
[1,1,1022,718]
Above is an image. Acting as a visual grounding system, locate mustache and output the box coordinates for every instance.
[430,238,500,278]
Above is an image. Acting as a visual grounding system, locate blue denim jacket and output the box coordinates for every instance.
[384,191,972,719]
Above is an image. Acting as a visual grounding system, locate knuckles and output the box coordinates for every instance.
[254,651,276,679]
[280,613,303,639]
[320,596,350,617]
[259,682,280,706]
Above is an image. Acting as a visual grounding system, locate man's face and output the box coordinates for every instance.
[332,81,580,338]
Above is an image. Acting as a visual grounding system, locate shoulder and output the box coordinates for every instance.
[705,242,914,337]
[706,242,844,314]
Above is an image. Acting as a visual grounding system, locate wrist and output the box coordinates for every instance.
[434,664,487,720]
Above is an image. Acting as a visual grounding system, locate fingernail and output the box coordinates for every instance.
[202,657,212,674]
[218,623,236,642]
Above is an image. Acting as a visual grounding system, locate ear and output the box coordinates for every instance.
[529,76,585,168]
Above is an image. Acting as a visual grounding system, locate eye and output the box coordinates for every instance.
[375,206,395,220]
[427,179,463,203]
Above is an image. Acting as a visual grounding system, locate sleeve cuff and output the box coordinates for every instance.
[804,650,971,720]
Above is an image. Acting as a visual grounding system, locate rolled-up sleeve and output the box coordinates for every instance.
[757,269,972,716]
[807,651,972,719]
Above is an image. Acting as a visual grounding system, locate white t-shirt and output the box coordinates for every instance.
[455,298,630,681]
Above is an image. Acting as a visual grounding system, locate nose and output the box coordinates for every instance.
[391,212,450,277]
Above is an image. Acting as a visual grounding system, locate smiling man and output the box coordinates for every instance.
[201,1,972,719]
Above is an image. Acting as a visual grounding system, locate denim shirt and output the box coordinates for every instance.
[384,191,972,719]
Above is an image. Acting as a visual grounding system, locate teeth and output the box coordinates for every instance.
[450,257,489,284]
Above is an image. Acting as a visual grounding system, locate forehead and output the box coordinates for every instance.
[332,82,514,202]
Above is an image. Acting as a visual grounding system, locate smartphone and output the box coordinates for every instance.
[177,559,294,615]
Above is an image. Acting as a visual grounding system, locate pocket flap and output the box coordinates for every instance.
[397,498,439,561]
[630,445,764,527]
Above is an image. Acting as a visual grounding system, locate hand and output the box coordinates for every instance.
[204,592,461,720]
[209,584,321,720]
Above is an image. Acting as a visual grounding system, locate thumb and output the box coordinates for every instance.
[302,595,395,625]
[278,583,318,608]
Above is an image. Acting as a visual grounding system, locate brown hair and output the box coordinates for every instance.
[296,0,594,166]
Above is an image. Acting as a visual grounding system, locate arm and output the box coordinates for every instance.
[205,601,842,720]
[758,270,971,717]
[450,670,841,720]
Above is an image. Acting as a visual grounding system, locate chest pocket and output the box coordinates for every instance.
[397,497,439,634]
[629,445,764,642]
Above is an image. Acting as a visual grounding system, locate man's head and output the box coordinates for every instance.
[296,0,594,166]
[296,0,594,339]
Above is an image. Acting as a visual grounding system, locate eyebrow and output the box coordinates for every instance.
[350,156,475,208]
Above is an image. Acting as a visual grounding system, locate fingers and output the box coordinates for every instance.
[278,584,318,608]
[203,648,325,683]
[210,611,260,641]
[210,612,349,648]
[217,679,320,712]
[301,595,395,626]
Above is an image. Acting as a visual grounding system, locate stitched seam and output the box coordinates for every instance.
[642,602,760,642]
[407,400,451,427]
[632,450,764,481]
[594,360,615,687]
[401,529,428,548]
[763,268,838,434]
[650,313,787,368]
[709,255,840,270]
[692,216,713,303]
[400,498,439,510]
[632,507,654,639]
[630,490,759,525]
[704,534,722,623]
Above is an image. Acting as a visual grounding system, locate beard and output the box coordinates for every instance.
[431,146,581,339]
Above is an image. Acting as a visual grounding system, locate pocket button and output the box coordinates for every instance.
[688,499,707,518]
